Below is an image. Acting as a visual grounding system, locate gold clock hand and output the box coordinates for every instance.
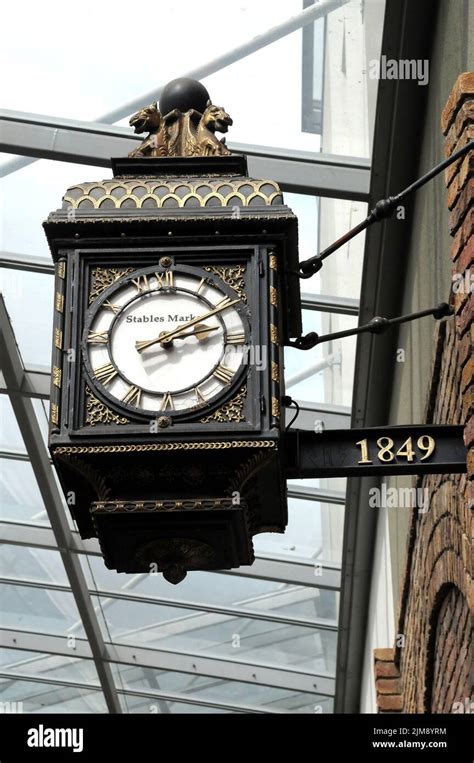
[136,324,219,352]
[135,298,240,352]
[173,324,219,341]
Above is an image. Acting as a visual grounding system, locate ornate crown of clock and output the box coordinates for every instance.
[44,78,302,583]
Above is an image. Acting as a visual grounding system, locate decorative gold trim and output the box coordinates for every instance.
[55,293,64,313]
[57,262,66,279]
[270,324,279,344]
[271,362,280,383]
[89,267,135,305]
[92,498,234,513]
[52,366,62,388]
[269,254,278,270]
[203,265,247,302]
[54,328,63,350]
[51,404,59,426]
[63,178,283,211]
[269,286,278,307]
[53,213,295,224]
[54,440,276,455]
[200,386,246,423]
[85,386,130,427]
[271,397,280,419]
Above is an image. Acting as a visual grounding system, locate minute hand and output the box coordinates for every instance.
[136,297,241,352]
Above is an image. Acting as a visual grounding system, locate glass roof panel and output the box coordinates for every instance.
[0,268,53,369]
[0,583,81,635]
[112,663,333,712]
[0,648,100,686]
[0,677,106,713]
[0,544,69,586]
[0,459,51,527]
[80,555,336,624]
[90,595,337,674]
[255,497,344,565]
[0,397,26,456]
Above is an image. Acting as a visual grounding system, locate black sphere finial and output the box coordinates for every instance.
[159,78,210,116]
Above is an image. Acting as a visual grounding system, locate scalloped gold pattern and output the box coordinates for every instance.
[63,178,283,210]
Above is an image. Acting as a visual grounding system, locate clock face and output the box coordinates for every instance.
[83,264,249,418]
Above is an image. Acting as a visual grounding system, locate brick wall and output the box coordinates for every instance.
[373,73,473,713]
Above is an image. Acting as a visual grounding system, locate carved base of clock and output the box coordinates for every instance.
[90,498,254,582]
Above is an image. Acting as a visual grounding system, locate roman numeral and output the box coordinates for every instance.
[94,363,118,385]
[132,275,149,293]
[195,387,206,404]
[122,385,142,406]
[103,300,120,313]
[196,277,206,293]
[87,331,108,345]
[213,364,234,384]
[154,271,174,289]
[160,392,174,411]
[215,296,239,310]
[226,331,245,345]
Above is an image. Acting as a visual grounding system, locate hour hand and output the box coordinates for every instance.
[173,323,219,341]
[135,323,218,351]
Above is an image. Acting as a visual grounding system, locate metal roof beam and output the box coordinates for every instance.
[0,628,335,696]
[0,109,370,200]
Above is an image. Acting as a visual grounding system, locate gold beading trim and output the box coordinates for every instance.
[269,254,278,270]
[54,328,63,349]
[54,440,276,455]
[270,324,279,344]
[269,286,278,307]
[271,362,280,383]
[57,262,66,279]
[92,497,234,513]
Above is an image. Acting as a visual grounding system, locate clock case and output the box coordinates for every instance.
[43,154,302,576]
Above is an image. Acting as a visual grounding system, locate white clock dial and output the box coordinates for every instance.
[84,267,248,415]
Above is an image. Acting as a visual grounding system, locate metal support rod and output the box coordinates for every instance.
[288,302,453,350]
[298,139,474,276]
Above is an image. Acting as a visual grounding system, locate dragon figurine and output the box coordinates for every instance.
[128,101,168,158]
[128,100,233,158]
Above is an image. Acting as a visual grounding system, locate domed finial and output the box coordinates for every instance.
[159,78,211,117]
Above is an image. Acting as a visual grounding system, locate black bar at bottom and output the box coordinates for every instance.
[283,424,466,478]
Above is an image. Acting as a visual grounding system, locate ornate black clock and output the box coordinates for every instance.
[44,78,302,583]
[82,261,250,422]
